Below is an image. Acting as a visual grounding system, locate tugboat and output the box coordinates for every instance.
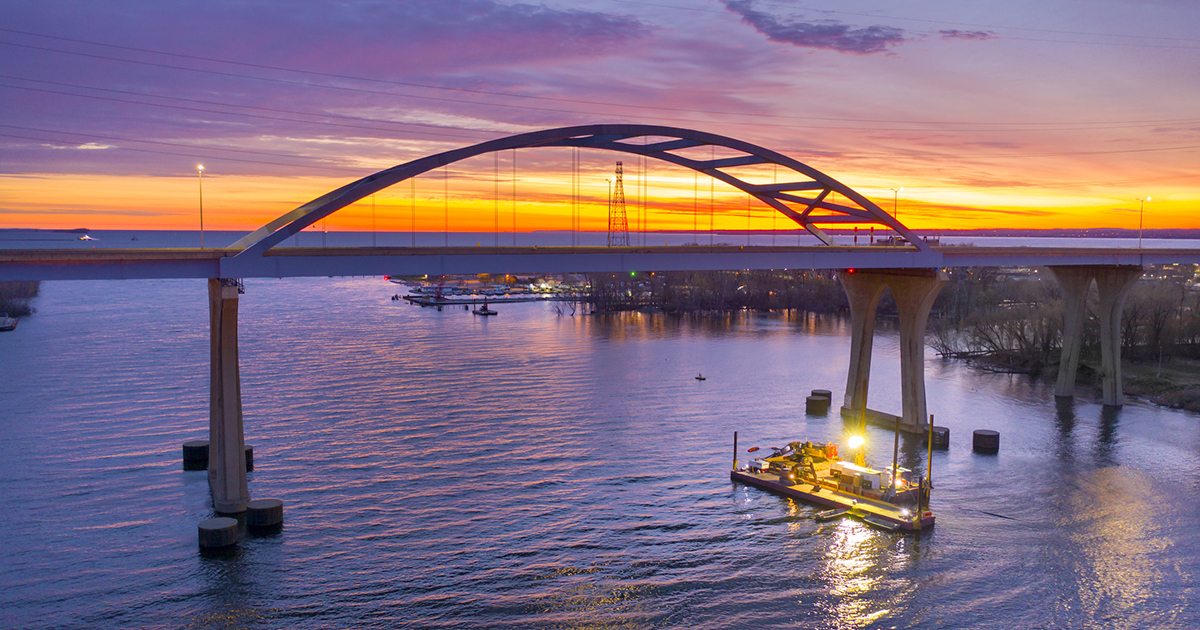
[730,432,935,531]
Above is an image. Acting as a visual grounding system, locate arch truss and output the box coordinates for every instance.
[229,124,931,262]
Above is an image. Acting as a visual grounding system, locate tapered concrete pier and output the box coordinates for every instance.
[208,278,250,514]
[836,269,948,431]
[1047,266,1143,406]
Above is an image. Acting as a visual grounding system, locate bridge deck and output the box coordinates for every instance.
[2,245,1198,281]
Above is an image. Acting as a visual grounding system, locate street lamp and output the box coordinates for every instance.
[1138,197,1152,248]
[890,187,903,219]
[197,165,204,249]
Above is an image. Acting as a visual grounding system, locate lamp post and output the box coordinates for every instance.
[197,165,204,249]
[1137,197,1151,248]
[890,187,903,219]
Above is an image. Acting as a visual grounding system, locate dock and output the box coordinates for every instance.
[399,293,583,307]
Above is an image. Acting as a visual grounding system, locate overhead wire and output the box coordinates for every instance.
[2,33,1196,128]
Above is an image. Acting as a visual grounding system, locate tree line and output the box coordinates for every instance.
[0,281,40,316]
[929,266,1200,375]
[584,266,1200,376]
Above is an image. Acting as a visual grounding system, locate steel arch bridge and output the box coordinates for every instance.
[229,123,930,263]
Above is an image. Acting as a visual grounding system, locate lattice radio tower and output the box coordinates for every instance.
[608,161,630,246]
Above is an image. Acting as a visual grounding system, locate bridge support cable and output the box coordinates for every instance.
[1048,265,1144,406]
[223,124,937,277]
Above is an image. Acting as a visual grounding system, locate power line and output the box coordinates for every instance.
[0,126,365,172]
[0,75,494,139]
[0,80,493,141]
[3,33,1195,127]
[11,74,1196,143]
[8,77,1193,137]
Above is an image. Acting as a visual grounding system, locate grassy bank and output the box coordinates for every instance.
[1123,359,1200,412]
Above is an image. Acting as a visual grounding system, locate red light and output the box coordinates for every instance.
[847,268,856,273]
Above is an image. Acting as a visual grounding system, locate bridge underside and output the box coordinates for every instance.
[2,245,1196,281]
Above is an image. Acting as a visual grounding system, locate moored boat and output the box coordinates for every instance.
[730,436,935,531]
[0,313,16,332]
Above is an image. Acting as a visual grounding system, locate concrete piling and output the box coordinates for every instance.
[805,395,830,415]
[198,517,239,549]
[973,429,1000,453]
[931,426,950,450]
[183,440,209,470]
[246,499,284,528]
[182,440,254,471]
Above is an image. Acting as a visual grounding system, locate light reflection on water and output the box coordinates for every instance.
[0,277,1198,629]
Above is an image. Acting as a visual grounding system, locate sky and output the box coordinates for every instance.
[1,0,1198,235]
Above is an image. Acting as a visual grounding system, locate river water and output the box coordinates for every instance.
[2,276,1199,629]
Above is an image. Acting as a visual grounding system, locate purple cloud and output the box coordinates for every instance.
[939,30,997,41]
[720,0,905,55]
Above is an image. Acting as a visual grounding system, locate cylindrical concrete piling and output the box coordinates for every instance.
[811,389,832,402]
[246,498,284,528]
[184,442,254,471]
[973,429,1000,453]
[932,426,950,450]
[198,517,239,549]
[183,440,209,470]
[805,395,830,415]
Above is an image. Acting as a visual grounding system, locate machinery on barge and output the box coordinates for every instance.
[730,433,935,531]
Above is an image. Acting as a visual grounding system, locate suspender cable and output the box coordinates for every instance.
[512,149,517,247]
[494,152,499,247]
[444,167,449,247]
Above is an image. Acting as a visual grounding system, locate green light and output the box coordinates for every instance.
[630,271,636,276]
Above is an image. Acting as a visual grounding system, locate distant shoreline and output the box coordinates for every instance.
[1,227,1198,239]
[0,228,90,233]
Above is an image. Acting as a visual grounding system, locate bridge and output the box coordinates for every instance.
[2,124,1193,515]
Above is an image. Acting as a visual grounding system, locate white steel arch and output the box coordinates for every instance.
[229,124,931,263]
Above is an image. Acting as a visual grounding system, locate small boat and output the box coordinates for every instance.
[0,313,16,332]
[695,374,706,381]
[815,508,850,522]
[730,436,935,531]
[473,300,497,316]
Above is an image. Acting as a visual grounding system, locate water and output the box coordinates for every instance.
[2,277,1199,629]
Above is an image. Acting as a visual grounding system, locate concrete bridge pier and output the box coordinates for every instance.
[208,278,250,514]
[892,271,949,429]
[837,269,948,431]
[839,270,887,417]
[1048,266,1143,407]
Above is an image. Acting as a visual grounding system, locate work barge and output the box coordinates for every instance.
[730,435,935,532]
